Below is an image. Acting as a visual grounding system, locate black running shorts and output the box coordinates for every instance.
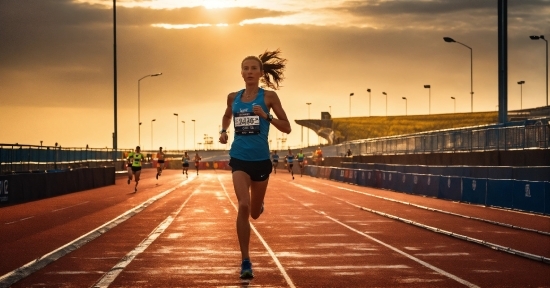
[229,158,272,182]
[131,166,142,172]
[182,163,189,167]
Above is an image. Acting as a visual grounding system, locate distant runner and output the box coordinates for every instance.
[182,151,190,178]
[156,147,165,180]
[271,150,279,174]
[286,148,295,180]
[127,146,145,192]
[296,149,305,177]
[193,152,201,175]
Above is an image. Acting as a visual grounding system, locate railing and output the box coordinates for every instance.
[0,144,132,174]
[337,121,550,156]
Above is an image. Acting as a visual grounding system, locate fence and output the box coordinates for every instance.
[337,121,550,156]
[0,144,131,174]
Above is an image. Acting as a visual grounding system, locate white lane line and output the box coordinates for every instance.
[329,183,550,236]
[296,182,550,264]
[284,193,481,288]
[0,177,195,288]
[91,186,198,288]
[4,216,35,225]
[52,201,91,212]
[217,175,296,288]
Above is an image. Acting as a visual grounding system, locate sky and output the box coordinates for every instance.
[1,0,549,151]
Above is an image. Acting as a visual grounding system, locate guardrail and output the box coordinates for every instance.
[0,144,132,174]
[337,120,550,156]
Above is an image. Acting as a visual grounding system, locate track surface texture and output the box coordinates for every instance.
[1,168,549,287]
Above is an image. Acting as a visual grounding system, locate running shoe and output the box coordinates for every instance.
[127,179,130,185]
[156,173,159,180]
[240,259,254,279]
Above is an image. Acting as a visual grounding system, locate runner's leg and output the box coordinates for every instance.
[232,171,252,260]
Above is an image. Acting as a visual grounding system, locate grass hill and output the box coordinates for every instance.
[331,111,499,141]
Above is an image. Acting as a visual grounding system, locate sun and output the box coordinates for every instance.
[202,0,236,9]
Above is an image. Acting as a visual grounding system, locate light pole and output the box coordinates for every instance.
[517,81,525,109]
[402,97,407,116]
[329,105,331,114]
[424,85,431,114]
[382,92,388,116]
[151,119,156,150]
[191,119,196,150]
[529,35,548,106]
[366,89,371,116]
[306,102,311,147]
[137,72,162,146]
[349,93,354,117]
[182,120,185,150]
[443,37,473,112]
[173,113,179,151]
[451,97,456,113]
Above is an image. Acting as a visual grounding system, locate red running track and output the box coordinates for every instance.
[0,168,549,287]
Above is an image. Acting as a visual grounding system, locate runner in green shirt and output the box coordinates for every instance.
[127,146,145,192]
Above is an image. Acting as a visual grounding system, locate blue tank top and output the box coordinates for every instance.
[229,88,270,161]
[287,154,294,163]
[272,154,279,161]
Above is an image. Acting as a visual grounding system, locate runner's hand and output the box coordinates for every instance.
[253,105,267,119]
[219,132,228,144]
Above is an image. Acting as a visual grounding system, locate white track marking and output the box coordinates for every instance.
[52,201,90,212]
[217,175,296,288]
[91,187,198,288]
[284,192,481,288]
[0,177,195,287]
[4,216,35,225]
[328,184,550,236]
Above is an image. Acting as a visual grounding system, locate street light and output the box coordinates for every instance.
[137,72,162,146]
[402,97,407,116]
[529,35,548,106]
[424,85,431,114]
[450,97,456,113]
[517,81,525,109]
[349,93,354,117]
[366,89,371,116]
[151,119,156,150]
[173,113,179,151]
[306,103,311,147]
[443,37,473,112]
[382,92,388,116]
[182,120,185,150]
[329,105,331,114]
[191,119,196,150]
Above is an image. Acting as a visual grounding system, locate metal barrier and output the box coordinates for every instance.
[0,144,131,174]
[338,120,550,156]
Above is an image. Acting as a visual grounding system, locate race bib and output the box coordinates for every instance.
[234,112,260,135]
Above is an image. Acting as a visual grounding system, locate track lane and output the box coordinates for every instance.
[270,173,549,287]
[2,169,549,287]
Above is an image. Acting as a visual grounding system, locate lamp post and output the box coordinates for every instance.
[366,89,371,116]
[349,93,354,117]
[517,81,525,109]
[443,37,473,112]
[382,92,388,116]
[137,72,162,146]
[450,97,456,113]
[402,97,407,116]
[424,85,431,114]
[306,102,311,147]
[191,119,196,150]
[529,35,548,106]
[329,105,331,114]
[173,113,179,151]
[151,119,156,150]
[182,121,185,150]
